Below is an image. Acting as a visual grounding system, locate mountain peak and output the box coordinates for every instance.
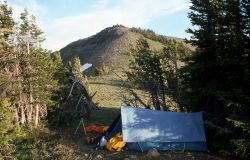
[60,25,191,68]
[60,25,140,67]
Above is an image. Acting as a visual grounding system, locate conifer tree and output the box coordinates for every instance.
[30,15,45,48]
[183,0,249,113]
[19,9,31,54]
[0,0,15,90]
[47,51,71,125]
[0,1,18,157]
[127,38,168,111]
[71,57,89,91]
[0,0,15,48]
[181,0,250,158]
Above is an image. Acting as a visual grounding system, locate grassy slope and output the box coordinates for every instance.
[89,71,127,107]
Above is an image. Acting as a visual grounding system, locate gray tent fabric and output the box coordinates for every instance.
[121,106,206,143]
[98,106,207,151]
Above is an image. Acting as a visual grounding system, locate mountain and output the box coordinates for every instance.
[60,25,193,68]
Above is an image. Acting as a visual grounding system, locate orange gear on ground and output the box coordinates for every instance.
[85,125,109,133]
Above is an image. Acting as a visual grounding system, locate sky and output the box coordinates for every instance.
[7,0,192,51]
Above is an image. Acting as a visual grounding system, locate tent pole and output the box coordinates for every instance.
[74,118,87,136]
[137,142,144,153]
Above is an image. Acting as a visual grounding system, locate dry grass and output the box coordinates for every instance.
[89,68,145,108]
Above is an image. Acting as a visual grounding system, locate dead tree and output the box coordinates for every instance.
[67,76,97,118]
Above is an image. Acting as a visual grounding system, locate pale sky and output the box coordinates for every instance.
[7,0,192,51]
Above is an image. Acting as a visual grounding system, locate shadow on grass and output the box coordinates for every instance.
[90,79,130,89]
[86,107,120,125]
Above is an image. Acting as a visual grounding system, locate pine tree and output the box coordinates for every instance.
[0,0,15,48]
[162,40,182,110]
[71,57,89,91]
[30,14,45,48]
[183,0,230,112]
[0,1,17,157]
[47,51,71,125]
[18,9,31,54]
[182,0,250,158]
[0,0,15,93]
[0,0,16,117]
[127,38,168,111]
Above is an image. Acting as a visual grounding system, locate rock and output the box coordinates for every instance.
[94,154,103,159]
[83,153,89,157]
[147,148,160,158]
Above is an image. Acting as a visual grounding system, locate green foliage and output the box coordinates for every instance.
[28,49,58,104]
[19,9,30,34]
[48,56,94,127]
[71,57,88,85]
[230,139,250,159]
[0,6,16,157]
[130,27,171,44]
[181,0,250,159]
[0,98,15,158]
[47,51,72,126]
[71,57,91,94]
[130,27,193,58]
[128,38,164,87]
[0,0,15,47]
[127,37,191,111]
[127,38,164,110]
[127,38,180,110]
[182,0,250,113]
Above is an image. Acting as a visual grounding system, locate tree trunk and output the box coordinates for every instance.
[155,93,162,111]
[27,105,33,124]
[34,104,39,127]
[14,106,19,125]
[20,105,26,125]
[27,31,30,55]
[160,86,168,111]
[27,93,33,124]
[174,55,181,105]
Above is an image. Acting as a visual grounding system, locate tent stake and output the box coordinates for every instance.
[74,118,87,136]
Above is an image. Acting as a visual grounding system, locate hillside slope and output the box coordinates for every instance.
[60,25,191,68]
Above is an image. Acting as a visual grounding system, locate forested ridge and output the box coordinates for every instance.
[1,0,250,159]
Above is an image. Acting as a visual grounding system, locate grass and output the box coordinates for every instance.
[88,68,143,108]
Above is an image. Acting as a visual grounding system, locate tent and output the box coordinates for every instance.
[98,106,207,152]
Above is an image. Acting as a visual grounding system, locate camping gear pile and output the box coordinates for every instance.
[95,106,208,152]
[85,125,108,144]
